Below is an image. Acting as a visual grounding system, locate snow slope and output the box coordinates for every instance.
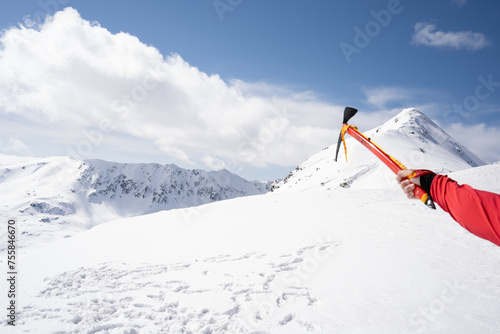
[2,109,500,333]
[9,165,500,333]
[0,156,271,252]
[272,108,486,192]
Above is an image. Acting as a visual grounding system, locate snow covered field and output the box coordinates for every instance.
[9,180,500,333]
[1,109,500,333]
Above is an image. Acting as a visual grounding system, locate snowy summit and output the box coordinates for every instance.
[272,108,486,192]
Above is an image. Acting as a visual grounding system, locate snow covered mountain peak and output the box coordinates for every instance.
[369,108,485,166]
[272,108,486,192]
[372,108,446,141]
[375,108,433,136]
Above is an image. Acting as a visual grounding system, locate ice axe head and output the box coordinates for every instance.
[335,107,358,162]
[343,107,358,124]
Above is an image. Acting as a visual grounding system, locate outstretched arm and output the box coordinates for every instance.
[396,170,500,247]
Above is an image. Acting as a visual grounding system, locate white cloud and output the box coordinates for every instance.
[411,22,490,50]
[451,0,466,7]
[0,138,32,155]
[362,86,443,126]
[364,87,421,109]
[0,8,344,172]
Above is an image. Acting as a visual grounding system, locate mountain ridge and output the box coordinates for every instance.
[0,155,271,251]
[272,108,486,192]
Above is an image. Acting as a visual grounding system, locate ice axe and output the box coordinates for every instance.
[334,107,436,209]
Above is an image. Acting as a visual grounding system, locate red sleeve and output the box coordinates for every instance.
[431,175,500,247]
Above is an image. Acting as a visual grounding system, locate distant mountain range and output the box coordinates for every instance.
[0,156,271,251]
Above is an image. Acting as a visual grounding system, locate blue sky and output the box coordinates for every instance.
[0,0,499,180]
